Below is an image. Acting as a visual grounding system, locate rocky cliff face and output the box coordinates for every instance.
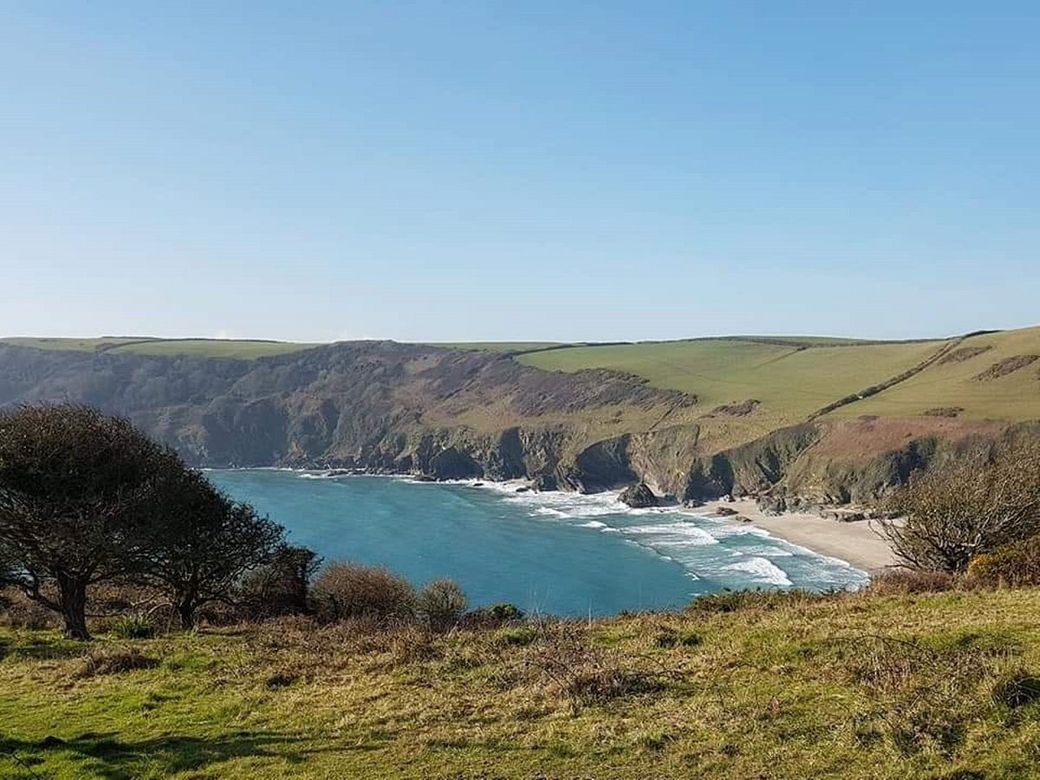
[0,342,1018,506]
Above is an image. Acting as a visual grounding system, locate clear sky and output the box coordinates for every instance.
[1,2,1037,343]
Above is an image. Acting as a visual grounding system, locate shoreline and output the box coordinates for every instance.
[696,499,898,573]
[212,467,896,578]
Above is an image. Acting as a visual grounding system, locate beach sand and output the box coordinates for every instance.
[698,499,899,573]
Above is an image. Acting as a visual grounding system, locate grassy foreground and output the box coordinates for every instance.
[2,589,1040,779]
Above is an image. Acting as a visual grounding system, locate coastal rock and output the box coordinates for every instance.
[618,482,658,508]
[531,473,558,492]
[714,506,739,517]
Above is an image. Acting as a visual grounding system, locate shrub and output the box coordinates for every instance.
[654,627,702,648]
[487,603,524,622]
[74,647,160,678]
[868,568,959,595]
[238,545,320,620]
[416,579,468,630]
[108,616,157,640]
[967,535,1040,587]
[531,625,664,713]
[688,588,826,614]
[312,562,415,622]
[879,441,1040,573]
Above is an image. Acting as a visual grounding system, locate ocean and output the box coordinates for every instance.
[208,470,869,617]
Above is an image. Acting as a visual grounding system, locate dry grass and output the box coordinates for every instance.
[3,589,1040,778]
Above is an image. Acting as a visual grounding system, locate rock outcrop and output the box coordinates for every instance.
[618,482,658,508]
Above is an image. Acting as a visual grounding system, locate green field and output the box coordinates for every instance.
[2,588,1040,778]
[109,339,319,360]
[842,327,1040,421]
[0,337,154,352]
[0,337,318,360]
[519,337,951,425]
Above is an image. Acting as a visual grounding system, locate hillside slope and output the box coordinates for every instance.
[3,589,1040,778]
[0,326,1037,504]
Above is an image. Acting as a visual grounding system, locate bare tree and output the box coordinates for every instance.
[0,405,174,639]
[879,441,1040,572]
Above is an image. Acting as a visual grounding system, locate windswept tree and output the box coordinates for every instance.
[0,404,175,639]
[143,466,286,628]
[879,441,1040,572]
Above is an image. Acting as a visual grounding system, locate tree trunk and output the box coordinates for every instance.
[56,573,90,641]
[176,597,196,630]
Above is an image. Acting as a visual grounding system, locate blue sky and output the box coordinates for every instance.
[1,2,1037,342]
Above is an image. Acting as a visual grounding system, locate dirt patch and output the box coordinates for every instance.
[938,345,993,365]
[974,355,1039,381]
[924,407,964,418]
[712,399,760,417]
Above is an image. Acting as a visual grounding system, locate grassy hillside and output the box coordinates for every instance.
[0,337,318,360]
[519,337,951,427]
[839,326,1040,421]
[2,588,1040,778]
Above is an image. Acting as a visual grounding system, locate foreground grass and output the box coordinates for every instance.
[3,589,1040,778]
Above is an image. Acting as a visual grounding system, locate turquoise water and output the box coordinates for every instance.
[208,470,868,616]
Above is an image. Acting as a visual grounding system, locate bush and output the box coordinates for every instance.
[967,536,1040,587]
[108,616,157,640]
[868,568,959,595]
[687,588,826,614]
[238,545,320,621]
[312,562,415,622]
[74,648,160,678]
[415,579,468,630]
[879,442,1040,573]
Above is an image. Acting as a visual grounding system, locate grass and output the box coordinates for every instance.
[0,337,153,352]
[3,588,1040,778]
[0,337,319,360]
[519,337,950,425]
[109,339,319,360]
[838,326,1040,421]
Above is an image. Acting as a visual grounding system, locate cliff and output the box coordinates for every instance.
[0,333,1033,506]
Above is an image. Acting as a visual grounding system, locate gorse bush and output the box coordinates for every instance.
[416,579,468,630]
[967,535,1040,587]
[312,562,416,622]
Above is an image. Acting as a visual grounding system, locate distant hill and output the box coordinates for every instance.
[1,326,1037,505]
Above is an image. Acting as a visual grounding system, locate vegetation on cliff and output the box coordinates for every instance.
[2,324,1039,504]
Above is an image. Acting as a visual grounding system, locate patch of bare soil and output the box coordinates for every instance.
[938,345,993,365]
[923,407,964,418]
[974,355,1039,381]
[712,399,760,417]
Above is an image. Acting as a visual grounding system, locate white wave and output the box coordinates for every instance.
[724,557,793,587]
[580,520,608,529]
[621,523,718,546]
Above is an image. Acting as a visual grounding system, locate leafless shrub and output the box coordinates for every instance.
[415,579,468,631]
[879,441,1040,572]
[526,622,667,713]
[867,568,960,595]
[312,562,415,622]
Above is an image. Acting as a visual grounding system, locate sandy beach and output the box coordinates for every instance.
[698,499,899,573]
